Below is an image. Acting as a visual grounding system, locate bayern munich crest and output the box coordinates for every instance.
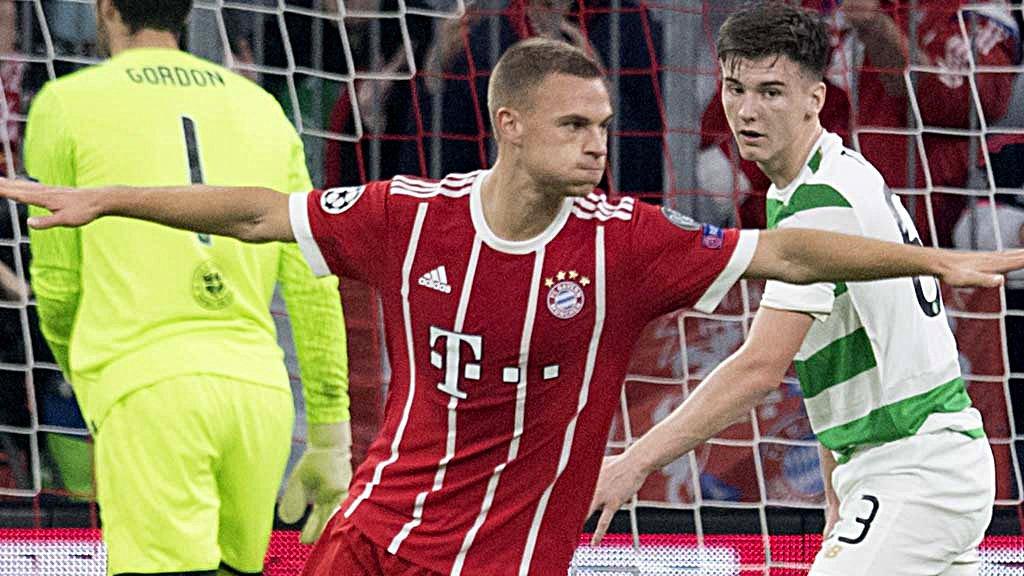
[545,270,589,320]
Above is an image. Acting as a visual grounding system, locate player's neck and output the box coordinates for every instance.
[108,30,180,56]
[762,123,823,189]
[481,162,566,242]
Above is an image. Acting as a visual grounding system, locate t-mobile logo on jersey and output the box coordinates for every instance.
[429,326,563,399]
[430,326,482,399]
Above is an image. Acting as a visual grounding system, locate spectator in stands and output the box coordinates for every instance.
[573,0,664,198]
[699,0,1020,245]
[42,0,99,57]
[323,0,438,187]
[953,139,1024,271]
[184,0,267,82]
[259,0,347,128]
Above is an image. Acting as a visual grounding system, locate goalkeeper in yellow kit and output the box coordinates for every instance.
[23,1,352,574]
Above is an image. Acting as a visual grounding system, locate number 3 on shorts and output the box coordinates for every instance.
[837,494,880,545]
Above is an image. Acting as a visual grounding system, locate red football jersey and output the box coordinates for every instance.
[290,170,757,575]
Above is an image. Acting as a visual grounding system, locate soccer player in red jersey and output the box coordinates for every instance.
[1,38,1022,576]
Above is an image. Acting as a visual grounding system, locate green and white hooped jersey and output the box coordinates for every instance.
[762,130,983,463]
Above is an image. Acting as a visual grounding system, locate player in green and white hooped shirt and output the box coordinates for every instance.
[589,3,994,575]
[25,1,353,574]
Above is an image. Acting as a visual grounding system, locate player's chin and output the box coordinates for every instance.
[564,182,598,197]
[566,175,604,196]
[735,143,767,163]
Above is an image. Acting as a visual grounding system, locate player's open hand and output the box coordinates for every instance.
[0,177,102,229]
[940,249,1024,288]
[278,422,353,544]
[587,453,648,546]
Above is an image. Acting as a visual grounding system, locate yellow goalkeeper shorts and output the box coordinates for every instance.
[94,374,294,575]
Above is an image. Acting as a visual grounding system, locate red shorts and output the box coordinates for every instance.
[302,514,444,576]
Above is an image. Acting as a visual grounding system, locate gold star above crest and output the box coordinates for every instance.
[569,270,579,279]
[556,271,566,281]
[580,277,591,286]
[545,278,554,287]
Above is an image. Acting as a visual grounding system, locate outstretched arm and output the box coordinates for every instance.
[0,179,294,243]
[588,306,812,544]
[745,227,1024,288]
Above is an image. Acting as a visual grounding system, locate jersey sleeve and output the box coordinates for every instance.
[630,204,758,316]
[761,190,863,316]
[23,84,81,377]
[278,244,351,423]
[288,179,391,286]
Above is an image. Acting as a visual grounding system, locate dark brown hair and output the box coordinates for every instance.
[112,0,192,35]
[717,1,830,79]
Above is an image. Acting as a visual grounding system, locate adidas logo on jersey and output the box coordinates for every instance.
[418,266,452,294]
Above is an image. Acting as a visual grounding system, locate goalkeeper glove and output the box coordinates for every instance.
[278,421,353,544]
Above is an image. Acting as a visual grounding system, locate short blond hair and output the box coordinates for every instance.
[488,38,604,123]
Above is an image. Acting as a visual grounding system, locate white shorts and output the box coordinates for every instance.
[809,431,994,576]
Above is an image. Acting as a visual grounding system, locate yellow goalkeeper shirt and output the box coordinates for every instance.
[24,47,349,433]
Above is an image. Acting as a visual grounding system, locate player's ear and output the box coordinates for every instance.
[494,107,524,146]
[807,79,826,120]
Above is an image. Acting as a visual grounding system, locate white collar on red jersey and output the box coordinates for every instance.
[469,170,576,255]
